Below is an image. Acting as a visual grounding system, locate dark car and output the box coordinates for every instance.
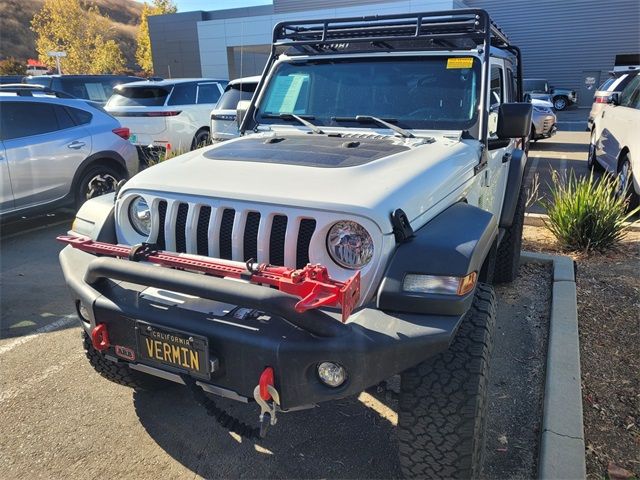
[0,75,25,84]
[23,75,143,105]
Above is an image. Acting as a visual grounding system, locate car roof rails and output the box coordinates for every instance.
[0,84,76,99]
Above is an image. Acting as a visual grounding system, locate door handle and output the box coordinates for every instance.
[68,141,85,149]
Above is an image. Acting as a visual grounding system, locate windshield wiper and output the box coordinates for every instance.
[332,115,414,138]
[262,113,324,134]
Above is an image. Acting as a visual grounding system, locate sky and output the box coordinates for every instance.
[134,0,273,12]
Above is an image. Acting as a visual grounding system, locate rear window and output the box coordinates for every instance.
[24,77,52,88]
[107,86,170,107]
[56,77,139,102]
[216,82,258,110]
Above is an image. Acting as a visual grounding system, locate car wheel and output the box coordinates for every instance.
[75,163,123,209]
[587,129,603,171]
[191,129,211,150]
[398,283,496,479]
[553,96,568,111]
[616,155,639,210]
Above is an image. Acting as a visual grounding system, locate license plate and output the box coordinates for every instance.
[136,322,209,379]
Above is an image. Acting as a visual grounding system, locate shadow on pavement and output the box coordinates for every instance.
[530,140,588,153]
[133,385,402,479]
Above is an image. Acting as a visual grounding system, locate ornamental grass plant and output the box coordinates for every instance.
[541,169,639,252]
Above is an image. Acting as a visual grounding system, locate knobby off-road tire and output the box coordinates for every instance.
[493,180,526,283]
[83,332,168,391]
[398,283,496,480]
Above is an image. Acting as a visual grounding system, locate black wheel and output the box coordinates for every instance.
[530,124,538,143]
[75,163,122,209]
[493,180,526,283]
[191,129,210,150]
[398,284,496,480]
[553,96,568,111]
[587,129,603,171]
[616,155,639,210]
[83,332,169,391]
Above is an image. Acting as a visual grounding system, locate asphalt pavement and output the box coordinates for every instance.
[0,218,551,479]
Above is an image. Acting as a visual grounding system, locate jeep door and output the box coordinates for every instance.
[484,60,512,217]
[0,100,91,209]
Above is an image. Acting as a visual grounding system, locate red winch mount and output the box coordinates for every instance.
[57,235,360,322]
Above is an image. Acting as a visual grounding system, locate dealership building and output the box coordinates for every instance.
[148,0,639,107]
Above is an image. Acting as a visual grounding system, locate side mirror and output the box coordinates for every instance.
[608,93,619,105]
[496,103,533,139]
[236,100,251,129]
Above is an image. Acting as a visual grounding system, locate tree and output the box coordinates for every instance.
[31,0,126,74]
[0,58,27,75]
[136,0,177,75]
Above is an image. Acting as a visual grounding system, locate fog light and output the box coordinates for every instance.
[317,362,347,387]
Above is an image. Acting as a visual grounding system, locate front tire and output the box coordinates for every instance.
[398,284,496,479]
[616,155,639,211]
[83,332,169,391]
[553,96,568,111]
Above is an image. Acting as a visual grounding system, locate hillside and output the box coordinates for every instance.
[0,0,143,70]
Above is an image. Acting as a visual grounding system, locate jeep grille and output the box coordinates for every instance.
[153,200,317,268]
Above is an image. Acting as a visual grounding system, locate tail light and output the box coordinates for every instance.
[112,127,130,140]
[594,96,609,104]
[146,111,182,117]
[110,111,182,117]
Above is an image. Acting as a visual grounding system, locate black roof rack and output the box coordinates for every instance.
[272,9,511,51]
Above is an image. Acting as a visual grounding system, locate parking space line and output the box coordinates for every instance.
[0,314,76,356]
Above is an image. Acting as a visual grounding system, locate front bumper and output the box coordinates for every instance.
[60,246,462,409]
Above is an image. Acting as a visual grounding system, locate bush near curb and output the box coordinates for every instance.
[541,170,640,252]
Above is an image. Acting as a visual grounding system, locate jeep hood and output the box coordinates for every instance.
[121,133,480,234]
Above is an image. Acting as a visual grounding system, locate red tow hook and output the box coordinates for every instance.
[91,323,110,351]
[259,367,275,401]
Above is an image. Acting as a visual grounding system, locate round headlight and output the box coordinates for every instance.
[326,221,374,269]
[128,196,151,236]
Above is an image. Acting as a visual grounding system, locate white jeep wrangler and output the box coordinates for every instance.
[59,9,532,479]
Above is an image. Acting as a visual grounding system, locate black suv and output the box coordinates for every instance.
[23,74,143,105]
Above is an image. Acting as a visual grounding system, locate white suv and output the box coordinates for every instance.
[105,78,227,162]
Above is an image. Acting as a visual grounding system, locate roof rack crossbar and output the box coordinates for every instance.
[273,9,512,51]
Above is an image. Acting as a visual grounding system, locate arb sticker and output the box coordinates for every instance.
[115,345,136,361]
[447,57,474,69]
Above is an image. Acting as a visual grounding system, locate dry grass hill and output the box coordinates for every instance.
[0,0,143,70]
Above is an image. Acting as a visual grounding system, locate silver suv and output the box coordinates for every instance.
[0,91,138,219]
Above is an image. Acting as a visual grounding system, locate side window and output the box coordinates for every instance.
[633,86,640,110]
[167,83,197,106]
[0,102,60,140]
[66,107,93,125]
[488,65,504,137]
[619,76,640,107]
[197,83,222,104]
[54,105,76,130]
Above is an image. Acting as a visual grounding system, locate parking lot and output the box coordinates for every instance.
[0,219,551,479]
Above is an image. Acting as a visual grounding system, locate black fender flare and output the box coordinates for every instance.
[500,148,527,228]
[377,202,497,316]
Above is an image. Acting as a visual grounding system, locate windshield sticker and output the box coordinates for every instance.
[447,57,474,69]
[264,74,306,113]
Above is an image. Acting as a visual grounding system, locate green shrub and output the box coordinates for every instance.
[541,169,639,252]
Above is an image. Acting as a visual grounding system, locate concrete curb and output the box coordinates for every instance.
[525,212,640,231]
[520,251,586,480]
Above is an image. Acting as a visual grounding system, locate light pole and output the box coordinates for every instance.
[47,51,66,74]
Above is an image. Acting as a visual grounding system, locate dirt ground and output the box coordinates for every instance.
[522,224,640,479]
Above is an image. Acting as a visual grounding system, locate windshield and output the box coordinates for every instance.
[107,86,171,107]
[217,82,258,110]
[256,56,481,133]
[524,79,549,93]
